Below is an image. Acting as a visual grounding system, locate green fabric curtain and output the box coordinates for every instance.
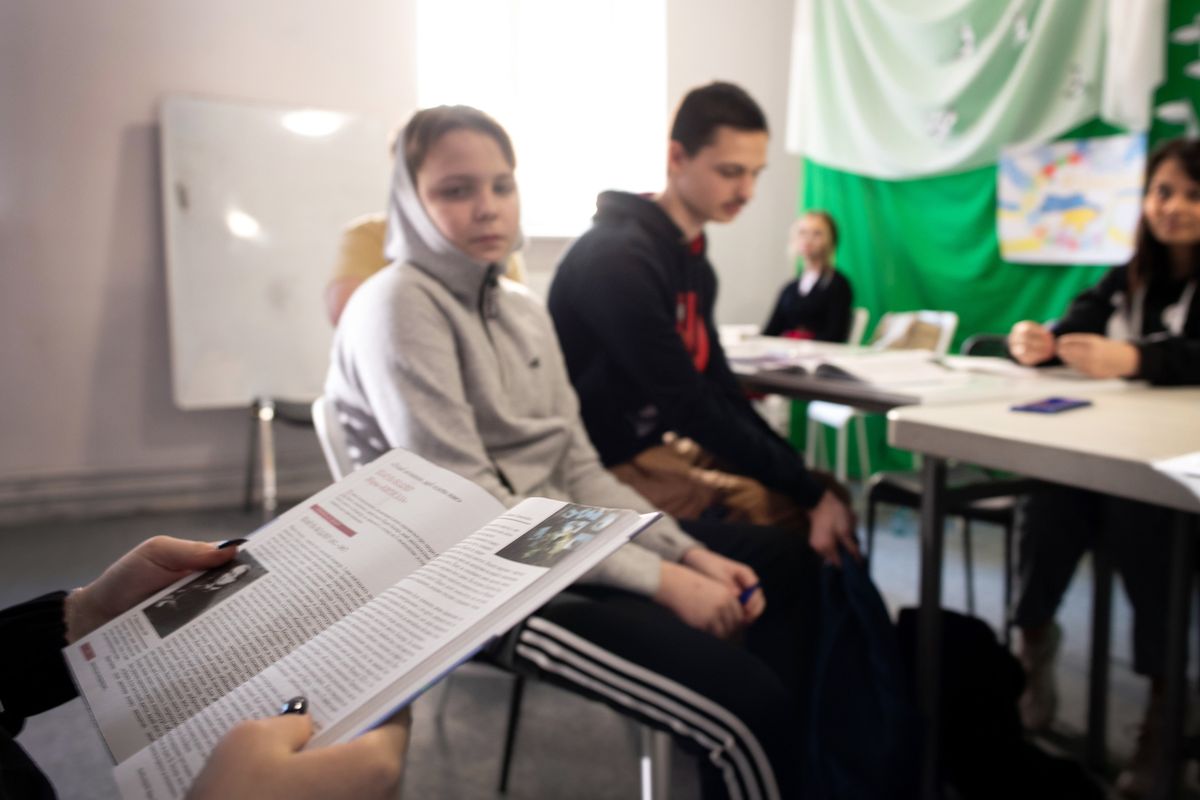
[801,155,1106,347]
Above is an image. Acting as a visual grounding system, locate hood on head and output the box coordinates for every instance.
[382,123,524,304]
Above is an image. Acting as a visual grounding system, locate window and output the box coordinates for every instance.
[417,0,667,237]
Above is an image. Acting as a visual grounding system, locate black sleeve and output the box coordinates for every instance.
[569,240,825,507]
[1136,337,1200,385]
[814,272,853,343]
[0,592,75,738]
[761,283,792,337]
[1052,266,1126,336]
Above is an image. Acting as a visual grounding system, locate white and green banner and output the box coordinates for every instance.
[786,0,1165,179]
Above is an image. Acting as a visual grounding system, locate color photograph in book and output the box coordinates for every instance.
[497,504,629,568]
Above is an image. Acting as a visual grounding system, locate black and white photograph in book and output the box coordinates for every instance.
[496,504,630,569]
[142,552,268,638]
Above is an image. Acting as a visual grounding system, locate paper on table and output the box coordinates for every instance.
[818,351,972,387]
[724,337,845,373]
[1153,451,1200,500]
[939,355,1039,378]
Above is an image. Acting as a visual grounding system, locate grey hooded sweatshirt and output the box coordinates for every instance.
[323,138,698,597]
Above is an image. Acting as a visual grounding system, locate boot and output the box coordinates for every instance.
[1018,622,1061,732]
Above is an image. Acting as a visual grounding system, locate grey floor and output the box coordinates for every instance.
[3,502,1196,799]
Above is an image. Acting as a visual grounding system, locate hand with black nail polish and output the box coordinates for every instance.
[65,536,242,642]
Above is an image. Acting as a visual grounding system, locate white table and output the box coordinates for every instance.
[890,388,1200,800]
[730,335,1132,413]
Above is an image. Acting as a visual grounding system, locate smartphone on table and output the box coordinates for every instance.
[1010,397,1093,414]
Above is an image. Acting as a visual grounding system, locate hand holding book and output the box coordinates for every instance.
[51,535,411,800]
[63,448,655,800]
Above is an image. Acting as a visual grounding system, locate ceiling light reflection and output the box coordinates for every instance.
[281,110,348,138]
[225,208,262,240]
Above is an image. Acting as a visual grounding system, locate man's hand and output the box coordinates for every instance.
[1056,333,1140,379]
[187,705,411,800]
[681,547,765,622]
[1008,320,1056,366]
[66,536,239,643]
[654,561,747,638]
[807,489,858,566]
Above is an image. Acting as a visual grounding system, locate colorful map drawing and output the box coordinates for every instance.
[997,133,1146,265]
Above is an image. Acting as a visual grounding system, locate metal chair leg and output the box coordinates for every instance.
[806,417,820,469]
[242,402,259,512]
[864,495,878,574]
[497,674,526,793]
[1086,546,1114,773]
[961,518,976,616]
[854,413,871,481]
[1002,520,1014,648]
[256,398,278,520]
[640,727,672,800]
[435,673,455,721]
[835,423,849,484]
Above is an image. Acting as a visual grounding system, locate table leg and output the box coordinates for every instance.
[1085,543,1113,771]
[919,457,947,800]
[1150,513,1195,800]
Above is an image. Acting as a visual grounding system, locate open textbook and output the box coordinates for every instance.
[63,448,657,800]
[727,342,971,387]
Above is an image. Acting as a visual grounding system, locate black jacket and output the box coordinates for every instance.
[548,191,824,507]
[1051,264,1200,385]
[762,270,854,342]
[1,592,72,800]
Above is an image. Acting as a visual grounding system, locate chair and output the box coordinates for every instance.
[861,335,1036,644]
[846,306,870,350]
[310,396,672,797]
[311,396,355,481]
[806,310,958,483]
[802,308,870,479]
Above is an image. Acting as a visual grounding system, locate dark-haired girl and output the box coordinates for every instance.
[1007,137,1200,797]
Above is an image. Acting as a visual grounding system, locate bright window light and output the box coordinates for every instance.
[417,0,667,237]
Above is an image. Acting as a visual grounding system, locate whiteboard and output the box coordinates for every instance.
[160,94,391,409]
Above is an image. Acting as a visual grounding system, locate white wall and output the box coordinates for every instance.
[0,0,799,523]
[667,0,802,327]
[0,0,416,521]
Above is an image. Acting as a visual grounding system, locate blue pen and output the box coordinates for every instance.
[738,583,761,605]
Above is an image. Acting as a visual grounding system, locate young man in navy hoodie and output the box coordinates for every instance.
[548,82,856,565]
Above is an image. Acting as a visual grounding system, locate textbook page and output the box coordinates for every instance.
[816,350,972,387]
[724,340,967,386]
[724,337,852,373]
[110,500,655,800]
[65,449,504,765]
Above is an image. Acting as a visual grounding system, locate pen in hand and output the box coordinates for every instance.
[738,583,761,606]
